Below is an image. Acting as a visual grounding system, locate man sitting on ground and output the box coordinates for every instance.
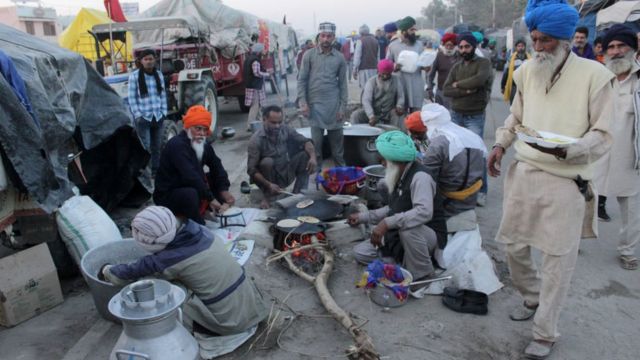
[153,105,235,225]
[348,131,440,292]
[102,206,269,336]
[351,59,405,127]
[247,105,317,208]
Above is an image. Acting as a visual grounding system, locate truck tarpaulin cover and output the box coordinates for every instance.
[136,0,298,58]
[0,24,149,212]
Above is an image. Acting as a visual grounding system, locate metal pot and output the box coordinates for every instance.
[343,124,384,167]
[108,279,199,360]
[363,165,385,192]
[80,240,150,323]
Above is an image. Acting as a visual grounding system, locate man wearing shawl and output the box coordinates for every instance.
[408,104,487,221]
[386,16,425,113]
[502,39,531,104]
[102,206,268,336]
[348,131,439,293]
[351,59,405,127]
[427,33,459,110]
[488,1,614,358]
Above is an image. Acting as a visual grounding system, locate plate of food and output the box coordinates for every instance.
[515,125,578,149]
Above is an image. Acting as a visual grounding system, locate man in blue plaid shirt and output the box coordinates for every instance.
[128,49,167,174]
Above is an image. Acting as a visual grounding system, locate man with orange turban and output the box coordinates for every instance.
[351,59,405,127]
[153,105,235,225]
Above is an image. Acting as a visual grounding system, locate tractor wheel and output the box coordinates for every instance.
[238,96,251,113]
[160,119,179,149]
[183,75,219,142]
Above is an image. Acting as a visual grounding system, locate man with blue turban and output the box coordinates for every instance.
[347,131,440,295]
[487,1,614,358]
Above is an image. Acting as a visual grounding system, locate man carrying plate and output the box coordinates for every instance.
[487,0,614,358]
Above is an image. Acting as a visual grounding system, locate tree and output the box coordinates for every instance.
[421,0,529,30]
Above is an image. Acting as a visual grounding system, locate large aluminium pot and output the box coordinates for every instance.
[80,239,150,323]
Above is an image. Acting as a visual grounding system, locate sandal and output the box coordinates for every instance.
[620,255,638,270]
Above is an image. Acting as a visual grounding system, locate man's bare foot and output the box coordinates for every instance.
[260,199,270,209]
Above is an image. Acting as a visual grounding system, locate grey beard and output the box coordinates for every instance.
[440,45,456,57]
[384,161,402,195]
[187,131,205,162]
[531,42,569,89]
[605,52,635,75]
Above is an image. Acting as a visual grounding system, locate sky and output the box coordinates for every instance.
[0,0,427,37]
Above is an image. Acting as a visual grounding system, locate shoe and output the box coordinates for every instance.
[441,286,488,315]
[620,255,638,270]
[476,192,487,207]
[510,302,538,321]
[598,204,611,222]
[523,340,554,360]
[240,181,251,194]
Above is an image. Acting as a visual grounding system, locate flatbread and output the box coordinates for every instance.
[297,216,320,224]
[515,124,541,138]
[296,199,314,209]
[277,219,302,228]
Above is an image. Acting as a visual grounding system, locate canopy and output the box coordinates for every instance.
[58,8,133,62]
[597,0,640,31]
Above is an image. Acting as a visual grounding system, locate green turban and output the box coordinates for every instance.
[375,130,417,163]
[396,16,416,32]
[472,31,484,43]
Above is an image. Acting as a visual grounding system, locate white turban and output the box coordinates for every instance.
[131,206,178,253]
[421,103,487,161]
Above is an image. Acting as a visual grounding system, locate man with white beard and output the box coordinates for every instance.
[154,105,235,225]
[596,24,640,271]
[427,33,459,110]
[487,1,614,358]
[348,131,439,294]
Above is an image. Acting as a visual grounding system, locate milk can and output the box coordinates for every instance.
[108,279,200,360]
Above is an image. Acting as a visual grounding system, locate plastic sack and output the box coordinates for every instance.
[417,50,437,68]
[56,195,122,265]
[397,50,419,73]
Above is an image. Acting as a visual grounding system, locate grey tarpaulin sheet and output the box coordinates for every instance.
[0,24,150,212]
[136,0,298,58]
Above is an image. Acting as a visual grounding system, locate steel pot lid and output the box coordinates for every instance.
[343,124,384,137]
[108,279,186,321]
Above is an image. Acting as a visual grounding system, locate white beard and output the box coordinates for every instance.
[605,51,635,76]
[530,42,569,90]
[384,161,402,195]
[187,131,205,162]
[439,45,456,57]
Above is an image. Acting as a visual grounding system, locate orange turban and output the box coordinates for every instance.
[183,105,212,131]
[404,111,426,132]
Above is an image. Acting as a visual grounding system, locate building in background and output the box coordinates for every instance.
[0,4,61,42]
[121,2,139,17]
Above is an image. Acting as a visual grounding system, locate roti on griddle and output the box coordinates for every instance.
[296,199,314,209]
[277,219,302,228]
[297,216,320,224]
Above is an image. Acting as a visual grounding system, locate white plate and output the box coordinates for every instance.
[517,130,578,149]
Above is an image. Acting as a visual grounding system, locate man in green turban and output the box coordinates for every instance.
[348,131,441,295]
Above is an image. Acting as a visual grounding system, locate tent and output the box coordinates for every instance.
[58,8,133,62]
[597,0,640,32]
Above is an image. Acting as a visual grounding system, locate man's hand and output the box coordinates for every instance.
[526,142,567,158]
[306,157,317,174]
[427,89,434,102]
[300,103,310,117]
[347,213,360,227]
[394,63,402,72]
[209,199,222,211]
[395,107,405,116]
[268,182,283,195]
[452,82,458,88]
[370,220,388,248]
[353,71,358,80]
[219,202,230,214]
[220,191,235,206]
[337,111,344,121]
[368,116,377,126]
[488,146,505,177]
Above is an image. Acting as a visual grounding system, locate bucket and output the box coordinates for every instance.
[80,239,150,323]
[368,267,413,308]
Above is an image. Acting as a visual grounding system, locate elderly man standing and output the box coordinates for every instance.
[427,33,459,110]
[353,24,379,89]
[298,22,348,167]
[351,59,405,127]
[387,16,425,113]
[154,105,235,225]
[487,1,614,358]
[247,105,317,209]
[598,24,640,270]
[348,131,439,290]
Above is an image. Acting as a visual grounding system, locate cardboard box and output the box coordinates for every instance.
[0,243,64,327]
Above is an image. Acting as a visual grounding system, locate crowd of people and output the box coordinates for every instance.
[108,1,638,359]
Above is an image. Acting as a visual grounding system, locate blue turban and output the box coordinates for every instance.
[525,0,579,40]
[457,32,477,47]
[384,22,398,34]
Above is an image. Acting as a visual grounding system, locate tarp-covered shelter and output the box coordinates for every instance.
[597,0,640,32]
[58,8,133,62]
[0,24,149,213]
[575,0,619,43]
[135,0,298,59]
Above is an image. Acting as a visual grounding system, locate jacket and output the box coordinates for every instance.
[442,55,493,114]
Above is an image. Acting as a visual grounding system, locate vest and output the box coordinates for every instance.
[371,76,399,121]
[358,35,379,70]
[243,54,265,90]
[512,53,614,180]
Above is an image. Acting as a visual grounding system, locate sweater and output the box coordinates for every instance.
[442,55,493,114]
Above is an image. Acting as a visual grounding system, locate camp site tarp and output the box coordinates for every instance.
[135,0,297,58]
[597,0,640,31]
[58,8,133,62]
[0,24,149,213]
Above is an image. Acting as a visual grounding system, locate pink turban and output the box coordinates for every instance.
[377,59,394,74]
[131,206,178,253]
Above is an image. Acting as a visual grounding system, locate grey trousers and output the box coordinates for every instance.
[617,193,640,256]
[255,153,310,199]
[353,224,437,280]
[506,240,580,342]
[311,126,345,167]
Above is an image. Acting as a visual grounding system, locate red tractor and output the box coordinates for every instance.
[91,16,258,142]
